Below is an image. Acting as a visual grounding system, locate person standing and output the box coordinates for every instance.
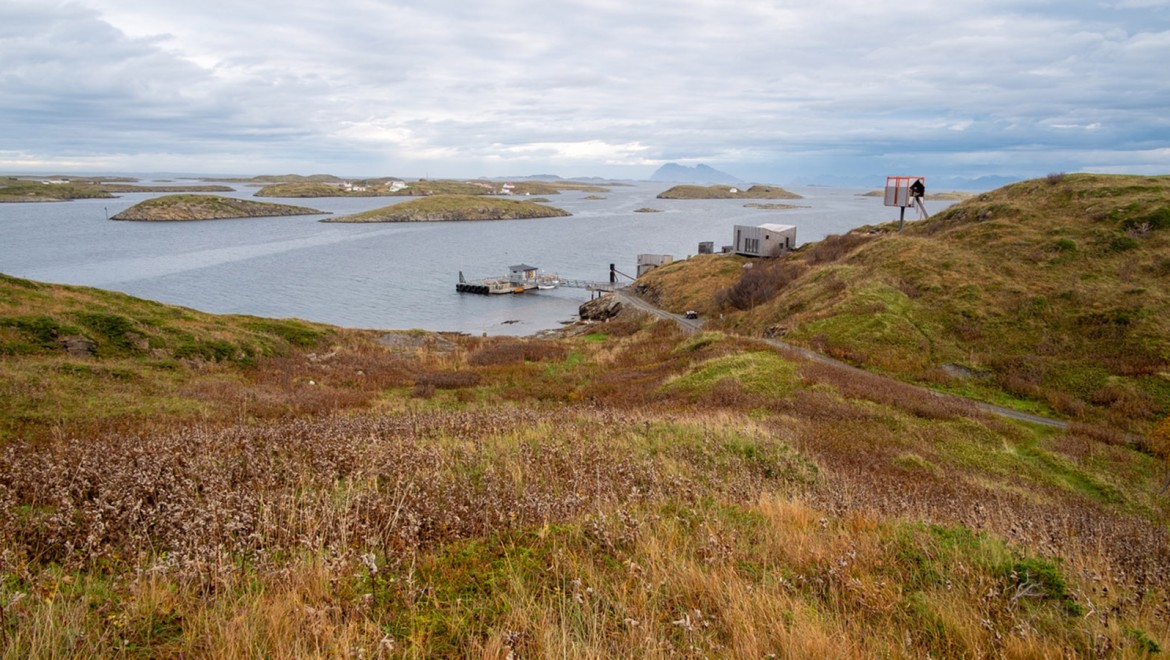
[909,179,927,218]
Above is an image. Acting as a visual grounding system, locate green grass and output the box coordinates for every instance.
[662,350,798,400]
[642,173,1170,431]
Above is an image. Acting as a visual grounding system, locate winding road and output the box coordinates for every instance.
[614,290,1070,430]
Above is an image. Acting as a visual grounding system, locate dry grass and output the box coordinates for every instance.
[2,270,1169,656]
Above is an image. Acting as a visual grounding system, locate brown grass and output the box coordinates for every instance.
[2,271,1169,656]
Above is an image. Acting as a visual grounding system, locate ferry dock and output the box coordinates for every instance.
[456,264,631,297]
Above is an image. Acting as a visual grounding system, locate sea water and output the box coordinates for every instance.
[0,180,953,335]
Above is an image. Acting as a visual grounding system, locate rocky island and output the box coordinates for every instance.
[657,184,802,200]
[321,195,570,222]
[111,194,325,221]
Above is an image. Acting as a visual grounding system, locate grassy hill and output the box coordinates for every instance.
[0,267,1167,655]
[638,173,1170,432]
[322,194,570,222]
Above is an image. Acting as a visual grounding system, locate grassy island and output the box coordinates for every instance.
[111,194,325,221]
[0,177,115,202]
[255,181,405,197]
[657,184,802,200]
[322,194,570,222]
[251,178,611,198]
[745,202,805,210]
[0,178,235,202]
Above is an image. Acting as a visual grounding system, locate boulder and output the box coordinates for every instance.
[59,335,97,357]
[579,295,623,321]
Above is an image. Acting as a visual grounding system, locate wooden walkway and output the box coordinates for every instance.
[556,279,622,292]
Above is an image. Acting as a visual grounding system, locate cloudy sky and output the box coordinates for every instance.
[2,0,1168,185]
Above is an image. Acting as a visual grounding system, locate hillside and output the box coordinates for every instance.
[321,194,570,222]
[0,272,1167,656]
[111,194,325,221]
[638,173,1170,432]
[657,184,802,200]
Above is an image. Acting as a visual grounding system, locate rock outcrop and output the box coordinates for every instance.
[579,295,623,321]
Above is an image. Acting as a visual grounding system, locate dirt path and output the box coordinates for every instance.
[614,290,1069,430]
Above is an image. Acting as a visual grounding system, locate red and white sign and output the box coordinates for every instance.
[884,176,924,207]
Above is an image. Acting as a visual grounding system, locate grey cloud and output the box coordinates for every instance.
[1,0,1167,182]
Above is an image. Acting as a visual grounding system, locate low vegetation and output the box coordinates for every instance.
[98,184,234,193]
[0,268,1167,656]
[0,178,234,202]
[253,181,397,197]
[507,180,611,195]
[111,195,325,221]
[657,184,802,200]
[642,173,1170,432]
[0,177,115,202]
[745,202,805,210]
[322,195,570,222]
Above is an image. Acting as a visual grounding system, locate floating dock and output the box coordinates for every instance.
[457,263,629,296]
[457,264,558,295]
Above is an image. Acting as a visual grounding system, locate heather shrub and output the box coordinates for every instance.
[715,260,805,311]
[803,232,874,265]
[468,339,567,366]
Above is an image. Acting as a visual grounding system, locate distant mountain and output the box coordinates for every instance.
[650,163,743,184]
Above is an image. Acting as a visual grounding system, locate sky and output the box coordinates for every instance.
[2,0,1169,187]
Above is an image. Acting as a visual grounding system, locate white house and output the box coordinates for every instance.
[733,223,796,257]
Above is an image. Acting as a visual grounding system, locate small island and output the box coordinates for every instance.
[1,177,115,202]
[0,177,236,202]
[744,202,805,210]
[656,184,801,200]
[111,195,325,221]
[100,184,235,194]
[251,178,611,198]
[634,207,663,213]
[860,189,974,201]
[321,195,570,223]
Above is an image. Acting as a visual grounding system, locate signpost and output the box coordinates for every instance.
[884,176,927,230]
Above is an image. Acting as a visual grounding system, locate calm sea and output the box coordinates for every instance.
[0,180,953,335]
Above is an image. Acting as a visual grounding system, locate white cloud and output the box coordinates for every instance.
[0,0,1167,182]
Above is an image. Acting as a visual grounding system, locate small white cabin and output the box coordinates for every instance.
[733,223,796,257]
[637,254,673,278]
[508,264,539,285]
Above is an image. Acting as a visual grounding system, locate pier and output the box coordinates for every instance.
[457,263,634,296]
